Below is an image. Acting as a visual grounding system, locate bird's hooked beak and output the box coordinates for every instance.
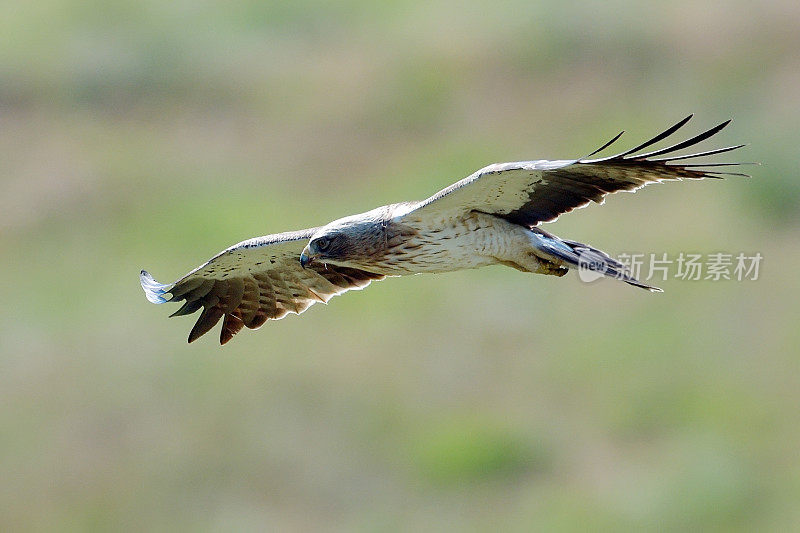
[300,245,318,269]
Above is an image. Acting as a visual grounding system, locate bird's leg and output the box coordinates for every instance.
[535,258,569,277]
[502,249,569,276]
[480,218,572,276]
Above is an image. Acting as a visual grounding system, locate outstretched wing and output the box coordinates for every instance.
[140,228,384,344]
[404,115,750,227]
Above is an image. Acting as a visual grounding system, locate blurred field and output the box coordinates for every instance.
[2,1,800,530]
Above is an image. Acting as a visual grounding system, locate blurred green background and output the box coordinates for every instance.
[2,1,799,530]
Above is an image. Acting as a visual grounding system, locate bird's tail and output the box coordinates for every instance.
[530,229,662,292]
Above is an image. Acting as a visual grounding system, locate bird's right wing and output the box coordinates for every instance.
[403,115,749,227]
[140,228,384,344]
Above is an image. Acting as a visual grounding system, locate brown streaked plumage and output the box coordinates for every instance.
[141,115,750,344]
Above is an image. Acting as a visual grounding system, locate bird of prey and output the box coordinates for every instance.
[141,116,748,344]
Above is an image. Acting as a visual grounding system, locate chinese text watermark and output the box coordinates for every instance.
[576,251,763,283]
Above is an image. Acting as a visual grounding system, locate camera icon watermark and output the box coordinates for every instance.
[575,248,610,283]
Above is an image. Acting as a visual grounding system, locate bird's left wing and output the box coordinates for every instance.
[403,116,749,227]
[140,228,384,344]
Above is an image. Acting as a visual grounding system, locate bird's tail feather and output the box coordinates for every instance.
[530,230,662,292]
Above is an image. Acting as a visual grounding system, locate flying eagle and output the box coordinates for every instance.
[141,116,748,344]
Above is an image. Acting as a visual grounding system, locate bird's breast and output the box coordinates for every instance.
[375,212,511,275]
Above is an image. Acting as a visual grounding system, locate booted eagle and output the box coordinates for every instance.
[141,116,748,344]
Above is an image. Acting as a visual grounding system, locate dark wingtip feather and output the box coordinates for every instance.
[650,144,746,162]
[220,314,245,345]
[630,119,732,160]
[675,162,757,168]
[169,299,203,317]
[614,114,694,159]
[704,171,752,178]
[578,118,749,181]
[187,307,224,343]
[583,114,695,163]
[581,130,625,159]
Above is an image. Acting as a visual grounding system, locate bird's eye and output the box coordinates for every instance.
[316,237,330,251]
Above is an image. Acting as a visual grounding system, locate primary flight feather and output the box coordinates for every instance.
[141,116,748,344]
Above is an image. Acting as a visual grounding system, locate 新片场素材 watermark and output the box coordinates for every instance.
[576,251,762,283]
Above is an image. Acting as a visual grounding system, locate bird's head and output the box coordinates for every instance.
[300,208,388,270]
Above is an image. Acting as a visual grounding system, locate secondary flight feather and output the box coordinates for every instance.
[141,116,749,344]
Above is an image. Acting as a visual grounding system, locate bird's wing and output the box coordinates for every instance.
[403,115,749,227]
[140,228,384,344]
